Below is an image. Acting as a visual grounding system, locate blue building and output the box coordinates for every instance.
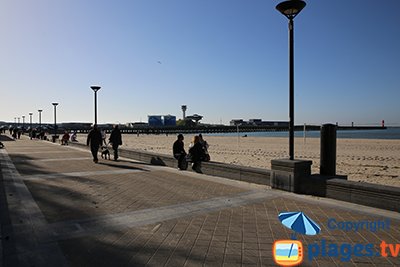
[163,115,176,126]
[148,115,177,126]
[148,115,163,126]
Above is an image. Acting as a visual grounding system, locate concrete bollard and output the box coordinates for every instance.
[320,124,337,176]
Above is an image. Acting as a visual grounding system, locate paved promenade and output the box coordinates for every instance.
[0,136,399,267]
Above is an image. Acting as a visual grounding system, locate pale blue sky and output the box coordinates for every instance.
[1,0,399,126]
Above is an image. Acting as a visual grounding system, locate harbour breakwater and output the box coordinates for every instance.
[73,125,386,135]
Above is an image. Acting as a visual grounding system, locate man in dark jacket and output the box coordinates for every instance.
[173,134,187,170]
[87,125,102,163]
[109,124,122,161]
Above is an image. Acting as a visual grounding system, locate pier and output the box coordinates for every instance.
[73,124,387,135]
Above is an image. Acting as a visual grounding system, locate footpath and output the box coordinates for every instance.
[0,135,399,267]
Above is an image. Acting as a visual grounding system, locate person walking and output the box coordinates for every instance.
[87,125,102,163]
[173,134,187,170]
[189,135,206,173]
[109,124,122,161]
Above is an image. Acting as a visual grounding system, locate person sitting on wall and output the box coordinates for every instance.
[173,134,187,170]
[188,135,206,174]
[61,131,70,145]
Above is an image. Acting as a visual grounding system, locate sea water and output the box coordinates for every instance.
[210,127,400,140]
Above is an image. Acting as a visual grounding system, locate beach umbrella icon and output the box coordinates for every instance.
[279,211,321,239]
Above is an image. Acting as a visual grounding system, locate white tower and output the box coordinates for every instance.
[181,105,187,120]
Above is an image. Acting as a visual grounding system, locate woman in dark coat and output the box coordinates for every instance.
[109,125,122,161]
[189,135,205,173]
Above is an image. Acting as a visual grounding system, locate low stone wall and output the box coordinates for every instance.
[119,147,271,185]
[69,142,399,212]
[326,179,400,212]
[69,142,271,185]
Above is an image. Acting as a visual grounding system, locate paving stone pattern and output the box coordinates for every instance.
[0,137,399,267]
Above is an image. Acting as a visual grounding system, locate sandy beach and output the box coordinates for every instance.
[78,134,400,187]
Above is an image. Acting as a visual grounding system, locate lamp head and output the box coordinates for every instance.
[38,109,43,112]
[52,102,59,106]
[276,0,306,20]
[90,85,101,92]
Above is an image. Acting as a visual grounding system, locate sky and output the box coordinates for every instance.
[1,0,399,126]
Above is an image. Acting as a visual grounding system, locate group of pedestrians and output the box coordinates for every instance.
[173,133,210,173]
[86,124,122,163]
[87,125,210,173]
[8,127,23,139]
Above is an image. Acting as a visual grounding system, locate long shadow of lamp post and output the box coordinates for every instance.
[52,102,58,142]
[276,0,306,160]
[90,85,101,126]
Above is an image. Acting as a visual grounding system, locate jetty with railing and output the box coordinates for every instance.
[74,124,386,134]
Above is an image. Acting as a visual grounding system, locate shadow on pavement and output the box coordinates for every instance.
[0,135,15,142]
[0,169,18,266]
[1,141,206,266]
[98,161,149,172]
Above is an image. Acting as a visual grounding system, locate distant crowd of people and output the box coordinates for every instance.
[5,126,46,140]
[2,125,79,143]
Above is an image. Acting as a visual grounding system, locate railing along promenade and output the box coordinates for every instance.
[72,125,386,134]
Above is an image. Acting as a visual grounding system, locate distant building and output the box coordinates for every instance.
[148,115,163,126]
[249,119,262,125]
[230,119,245,126]
[163,115,177,126]
[148,115,177,126]
[185,114,203,125]
[128,122,148,128]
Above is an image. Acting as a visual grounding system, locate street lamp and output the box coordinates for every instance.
[29,112,33,139]
[52,103,59,142]
[276,0,306,160]
[90,85,101,125]
[38,109,43,129]
[22,115,25,130]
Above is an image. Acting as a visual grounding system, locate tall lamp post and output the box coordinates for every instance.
[276,0,306,160]
[38,109,43,129]
[90,85,101,126]
[22,115,25,131]
[29,112,33,139]
[52,103,59,142]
